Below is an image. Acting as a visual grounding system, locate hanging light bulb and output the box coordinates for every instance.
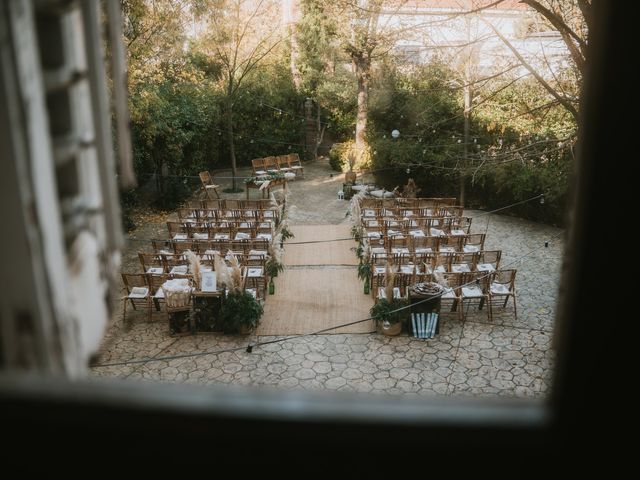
[383,134,387,139]
[457,139,462,144]
[391,129,400,139]
[406,167,411,174]
[473,138,478,143]
[540,194,545,205]
[422,149,426,154]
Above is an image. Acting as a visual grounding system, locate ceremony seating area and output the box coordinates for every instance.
[357,197,517,322]
[121,197,284,326]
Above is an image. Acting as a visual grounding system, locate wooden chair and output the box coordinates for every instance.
[439,271,463,319]
[276,155,292,172]
[489,269,518,319]
[476,250,502,273]
[122,273,153,322]
[251,158,267,176]
[412,235,439,254]
[262,156,278,173]
[439,235,462,253]
[451,251,478,273]
[147,273,169,312]
[287,153,304,177]
[139,252,166,274]
[462,233,486,253]
[459,271,491,321]
[199,171,220,199]
[167,221,188,241]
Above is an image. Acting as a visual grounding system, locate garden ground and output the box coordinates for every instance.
[91,158,562,397]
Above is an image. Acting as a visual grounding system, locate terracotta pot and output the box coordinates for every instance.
[345,171,357,183]
[381,320,402,336]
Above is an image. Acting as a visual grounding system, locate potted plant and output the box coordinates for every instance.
[370,297,408,336]
[220,290,264,334]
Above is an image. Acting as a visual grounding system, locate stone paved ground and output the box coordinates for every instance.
[92,158,563,398]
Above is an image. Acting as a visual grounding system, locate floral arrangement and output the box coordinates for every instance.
[243,172,285,184]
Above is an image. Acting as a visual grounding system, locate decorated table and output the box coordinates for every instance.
[245,173,288,199]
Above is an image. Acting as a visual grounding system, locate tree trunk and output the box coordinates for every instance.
[460,83,472,207]
[355,61,370,164]
[313,102,325,161]
[290,23,302,91]
[225,98,237,191]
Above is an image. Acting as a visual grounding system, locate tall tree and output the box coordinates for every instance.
[194,0,282,190]
[297,0,340,159]
[341,0,384,162]
[487,0,589,122]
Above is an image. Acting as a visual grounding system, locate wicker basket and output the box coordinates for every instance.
[163,279,192,309]
[165,290,191,309]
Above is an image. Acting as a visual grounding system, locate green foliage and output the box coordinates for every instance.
[265,257,284,277]
[357,261,371,281]
[243,172,286,184]
[370,298,408,325]
[367,61,575,226]
[328,141,371,172]
[220,290,264,334]
[280,225,295,242]
[120,188,138,231]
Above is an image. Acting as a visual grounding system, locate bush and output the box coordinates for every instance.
[153,176,192,210]
[328,141,371,172]
[120,188,138,231]
[328,143,345,171]
[220,290,264,333]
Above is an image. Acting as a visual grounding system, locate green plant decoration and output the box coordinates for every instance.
[370,298,408,326]
[265,257,284,278]
[220,290,264,334]
[280,225,295,242]
[357,261,371,282]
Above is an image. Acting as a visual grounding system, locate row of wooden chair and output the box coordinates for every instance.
[177,207,279,223]
[166,222,273,242]
[251,153,304,177]
[369,249,501,272]
[122,270,267,323]
[367,233,486,253]
[372,269,517,321]
[359,197,458,209]
[122,273,194,322]
[185,198,276,210]
[149,239,271,255]
[361,206,466,219]
[139,251,268,275]
[363,218,472,235]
